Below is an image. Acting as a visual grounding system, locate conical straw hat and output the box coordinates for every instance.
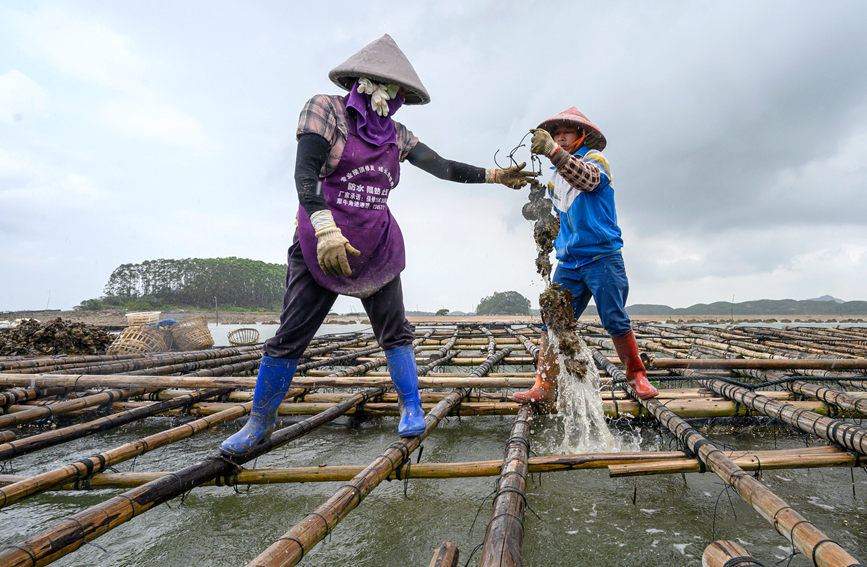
[537,107,607,151]
[329,34,430,105]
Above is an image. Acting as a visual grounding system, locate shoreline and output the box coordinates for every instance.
[2,308,865,327]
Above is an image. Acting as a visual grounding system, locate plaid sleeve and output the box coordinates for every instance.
[394,121,419,161]
[296,95,340,146]
[550,149,601,192]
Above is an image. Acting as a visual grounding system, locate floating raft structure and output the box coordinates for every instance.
[0,320,864,566]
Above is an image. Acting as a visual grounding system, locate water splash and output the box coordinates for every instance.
[549,334,640,453]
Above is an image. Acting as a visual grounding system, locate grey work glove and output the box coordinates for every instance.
[530,128,558,157]
[485,162,538,189]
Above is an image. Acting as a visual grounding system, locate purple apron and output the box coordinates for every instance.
[296,120,405,298]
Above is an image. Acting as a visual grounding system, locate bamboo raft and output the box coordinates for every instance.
[0,321,864,566]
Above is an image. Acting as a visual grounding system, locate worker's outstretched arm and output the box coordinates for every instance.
[406,142,536,189]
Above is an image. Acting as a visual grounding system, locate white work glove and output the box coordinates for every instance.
[484,162,537,190]
[530,128,559,157]
[310,210,360,277]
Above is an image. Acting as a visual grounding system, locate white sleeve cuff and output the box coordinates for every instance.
[310,209,337,233]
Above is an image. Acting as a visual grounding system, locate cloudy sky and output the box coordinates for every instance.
[2,1,866,314]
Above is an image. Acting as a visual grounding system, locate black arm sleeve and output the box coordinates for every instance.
[294,133,331,216]
[406,142,486,183]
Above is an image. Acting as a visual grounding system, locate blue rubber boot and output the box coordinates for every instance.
[385,345,426,437]
[219,355,298,458]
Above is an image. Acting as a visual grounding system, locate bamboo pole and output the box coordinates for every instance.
[0,388,229,461]
[479,404,534,567]
[0,451,689,488]
[0,387,386,567]
[0,387,146,428]
[782,380,867,415]
[640,330,867,414]
[245,345,515,567]
[346,355,536,366]
[0,393,269,509]
[590,347,862,567]
[0,352,143,372]
[608,446,856,477]
[44,346,262,375]
[644,357,867,370]
[429,542,460,567]
[120,396,864,420]
[0,387,45,407]
[700,378,867,456]
[702,541,766,567]
[122,352,262,376]
[0,373,538,390]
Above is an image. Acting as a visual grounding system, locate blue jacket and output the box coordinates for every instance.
[547,145,623,268]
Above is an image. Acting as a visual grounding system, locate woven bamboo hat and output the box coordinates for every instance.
[328,34,430,105]
[537,107,607,151]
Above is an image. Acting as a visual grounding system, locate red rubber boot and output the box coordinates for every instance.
[611,330,658,400]
[512,335,558,404]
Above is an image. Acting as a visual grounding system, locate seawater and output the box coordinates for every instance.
[2,325,864,565]
[7,415,863,566]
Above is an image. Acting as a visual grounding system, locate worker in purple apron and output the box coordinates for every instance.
[220,34,534,458]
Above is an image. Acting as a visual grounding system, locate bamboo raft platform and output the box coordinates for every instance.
[0,321,864,566]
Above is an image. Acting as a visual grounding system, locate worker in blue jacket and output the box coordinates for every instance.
[514,107,658,403]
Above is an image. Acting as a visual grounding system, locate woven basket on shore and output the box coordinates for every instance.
[227,327,260,346]
[171,315,214,351]
[107,325,169,355]
[125,311,161,326]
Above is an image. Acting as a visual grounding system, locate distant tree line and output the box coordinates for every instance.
[626,299,867,316]
[76,257,285,311]
[476,291,531,315]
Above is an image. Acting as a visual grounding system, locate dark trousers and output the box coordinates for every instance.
[263,242,415,359]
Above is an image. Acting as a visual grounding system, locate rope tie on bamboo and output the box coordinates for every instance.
[276,536,305,560]
[494,486,529,506]
[340,483,365,506]
[810,538,842,567]
[487,511,525,533]
[505,436,531,454]
[73,455,107,490]
[383,441,410,467]
[305,511,332,540]
[691,438,723,473]
[8,544,38,565]
[67,516,110,553]
[752,454,763,480]
[160,472,188,508]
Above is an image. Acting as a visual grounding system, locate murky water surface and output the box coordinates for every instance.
[2,325,865,565]
[4,410,865,566]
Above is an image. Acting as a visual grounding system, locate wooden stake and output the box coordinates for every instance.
[429,542,460,567]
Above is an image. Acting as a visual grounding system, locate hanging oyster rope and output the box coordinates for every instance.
[357,78,400,116]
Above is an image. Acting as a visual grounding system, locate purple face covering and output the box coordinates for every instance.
[346,79,404,146]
